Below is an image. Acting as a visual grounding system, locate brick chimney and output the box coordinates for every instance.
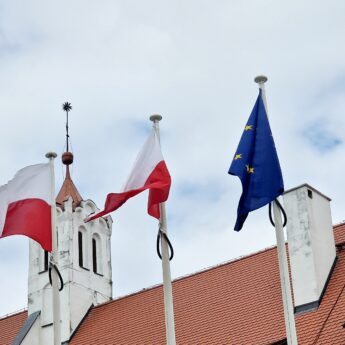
[283,184,336,314]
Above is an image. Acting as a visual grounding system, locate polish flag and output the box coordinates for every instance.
[0,163,52,251]
[88,128,171,222]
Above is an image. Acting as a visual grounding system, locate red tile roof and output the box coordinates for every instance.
[0,310,27,345]
[2,224,345,344]
[70,224,345,345]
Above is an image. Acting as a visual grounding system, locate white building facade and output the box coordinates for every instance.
[23,153,113,345]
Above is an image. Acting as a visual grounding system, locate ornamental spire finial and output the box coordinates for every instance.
[62,102,72,152]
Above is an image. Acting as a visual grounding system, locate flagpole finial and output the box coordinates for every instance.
[45,152,57,160]
[150,114,162,122]
[254,75,268,84]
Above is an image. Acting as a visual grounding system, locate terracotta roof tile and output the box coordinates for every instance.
[0,310,27,345]
[334,222,345,245]
[70,225,345,345]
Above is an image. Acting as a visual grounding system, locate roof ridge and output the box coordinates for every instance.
[0,308,27,321]
[332,221,345,228]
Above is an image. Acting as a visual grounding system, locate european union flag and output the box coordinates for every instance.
[229,90,284,231]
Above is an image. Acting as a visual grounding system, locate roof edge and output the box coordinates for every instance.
[0,308,26,321]
[333,221,345,229]
[284,183,331,201]
[68,304,94,343]
[12,311,40,345]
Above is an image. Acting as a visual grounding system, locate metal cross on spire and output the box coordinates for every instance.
[62,102,72,152]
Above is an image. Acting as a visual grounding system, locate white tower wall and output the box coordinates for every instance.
[27,197,112,344]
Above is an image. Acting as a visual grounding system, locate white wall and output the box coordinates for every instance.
[283,184,336,310]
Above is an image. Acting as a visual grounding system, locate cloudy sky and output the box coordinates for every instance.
[0,0,345,317]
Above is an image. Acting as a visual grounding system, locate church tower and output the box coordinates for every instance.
[26,109,113,344]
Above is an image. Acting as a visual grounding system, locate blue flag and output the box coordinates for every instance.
[229,90,284,231]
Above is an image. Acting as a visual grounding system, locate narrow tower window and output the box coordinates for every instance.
[78,226,89,269]
[92,238,97,274]
[78,231,83,267]
[39,249,49,273]
[44,250,49,271]
[92,234,103,275]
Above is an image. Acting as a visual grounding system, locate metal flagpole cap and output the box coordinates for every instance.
[254,75,268,84]
[150,114,162,122]
[45,152,57,159]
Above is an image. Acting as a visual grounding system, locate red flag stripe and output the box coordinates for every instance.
[0,198,52,251]
[87,160,170,222]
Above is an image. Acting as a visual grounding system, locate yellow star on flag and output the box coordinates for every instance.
[246,164,254,173]
[234,154,242,160]
[244,125,253,131]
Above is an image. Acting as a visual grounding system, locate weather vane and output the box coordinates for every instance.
[62,102,72,152]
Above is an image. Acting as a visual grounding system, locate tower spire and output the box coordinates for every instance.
[56,102,83,210]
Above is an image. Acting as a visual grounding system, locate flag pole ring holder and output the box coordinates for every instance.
[49,263,64,291]
[156,229,174,261]
[269,199,287,228]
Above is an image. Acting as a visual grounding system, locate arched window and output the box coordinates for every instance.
[92,234,102,275]
[78,226,89,269]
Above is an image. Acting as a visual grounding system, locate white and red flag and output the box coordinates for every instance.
[0,163,52,251]
[87,127,171,222]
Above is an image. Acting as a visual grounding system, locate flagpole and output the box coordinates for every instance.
[254,76,298,345]
[45,152,61,345]
[149,115,176,345]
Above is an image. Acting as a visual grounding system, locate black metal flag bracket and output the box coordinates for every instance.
[48,259,64,292]
[156,228,174,261]
[269,198,287,228]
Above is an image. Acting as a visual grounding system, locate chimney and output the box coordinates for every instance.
[283,184,336,314]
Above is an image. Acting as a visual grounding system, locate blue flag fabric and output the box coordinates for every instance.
[229,90,284,231]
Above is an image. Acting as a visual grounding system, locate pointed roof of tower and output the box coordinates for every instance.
[56,151,83,210]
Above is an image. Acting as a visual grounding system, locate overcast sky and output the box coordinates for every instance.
[0,0,345,317]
